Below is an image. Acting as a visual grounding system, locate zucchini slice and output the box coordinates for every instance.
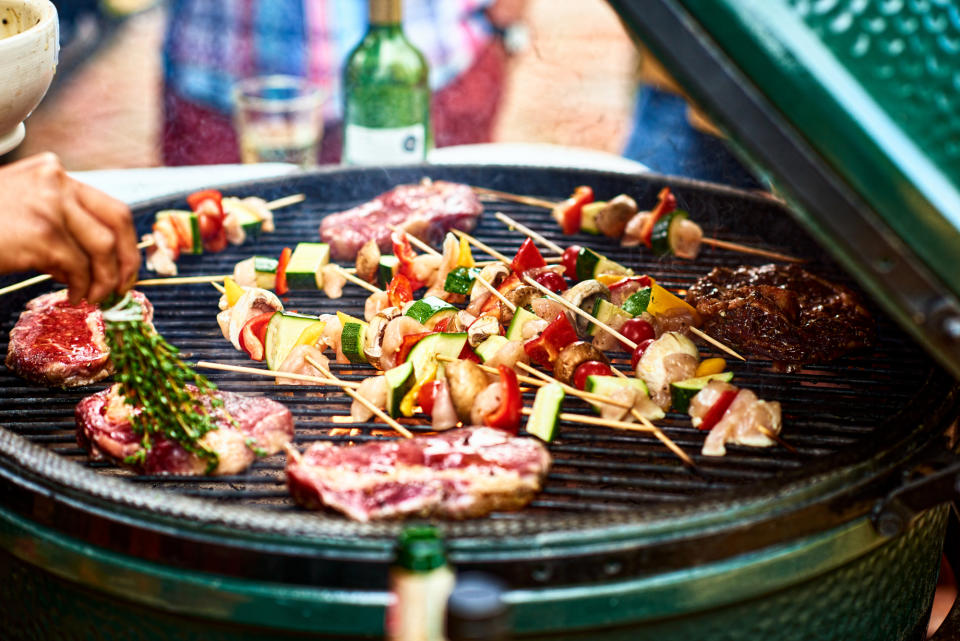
[264,312,325,370]
[253,256,279,290]
[474,335,509,363]
[579,201,606,235]
[585,375,665,420]
[385,361,415,418]
[377,255,400,289]
[575,247,631,282]
[651,209,690,257]
[505,307,538,341]
[670,372,735,413]
[340,321,369,364]
[444,266,481,295]
[589,299,632,336]
[285,242,330,290]
[405,332,468,381]
[405,296,458,329]
[526,383,565,442]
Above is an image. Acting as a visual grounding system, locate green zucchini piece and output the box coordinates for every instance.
[589,299,633,336]
[651,209,690,257]
[584,375,665,420]
[224,200,264,242]
[340,321,369,364]
[405,296,458,327]
[621,287,652,317]
[264,312,324,370]
[253,256,279,290]
[444,266,481,295]
[285,242,330,290]
[377,255,400,289]
[575,247,632,282]
[670,372,735,413]
[385,361,415,418]
[505,307,538,341]
[475,335,509,363]
[405,332,468,381]
[526,383,565,442]
[579,201,606,235]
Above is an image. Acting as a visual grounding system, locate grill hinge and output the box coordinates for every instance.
[871,451,960,538]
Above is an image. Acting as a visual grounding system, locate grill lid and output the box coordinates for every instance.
[608,0,960,380]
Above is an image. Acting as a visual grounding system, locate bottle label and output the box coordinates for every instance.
[344,123,426,165]
[386,565,455,641]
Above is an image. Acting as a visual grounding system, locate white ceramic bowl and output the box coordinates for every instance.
[0,0,57,155]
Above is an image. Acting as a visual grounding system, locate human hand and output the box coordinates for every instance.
[0,153,140,304]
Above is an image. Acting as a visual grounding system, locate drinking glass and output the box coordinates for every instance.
[234,75,324,166]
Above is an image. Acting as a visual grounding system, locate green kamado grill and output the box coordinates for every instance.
[3,1,960,639]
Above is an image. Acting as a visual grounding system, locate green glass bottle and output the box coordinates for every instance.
[342,0,431,165]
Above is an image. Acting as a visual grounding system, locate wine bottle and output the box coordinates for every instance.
[342,0,431,165]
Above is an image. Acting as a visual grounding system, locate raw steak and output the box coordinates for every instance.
[286,427,552,521]
[319,179,482,260]
[5,290,154,387]
[76,384,294,476]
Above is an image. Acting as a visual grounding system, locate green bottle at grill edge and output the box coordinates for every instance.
[342,0,431,165]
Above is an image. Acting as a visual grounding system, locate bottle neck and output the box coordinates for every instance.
[369,0,402,26]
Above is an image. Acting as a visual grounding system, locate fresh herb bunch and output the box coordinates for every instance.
[102,292,222,472]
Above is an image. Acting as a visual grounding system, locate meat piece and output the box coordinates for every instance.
[6,290,154,388]
[275,345,330,385]
[470,382,502,426]
[355,239,381,283]
[286,427,552,521]
[319,180,482,260]
[430,380,459,431]
[351,375,388,422]
[321,264,346,299]
[686,264,874,371]
[75,384,294,475]
[700,388,781,457]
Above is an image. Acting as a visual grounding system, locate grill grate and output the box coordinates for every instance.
[0,167,948,527]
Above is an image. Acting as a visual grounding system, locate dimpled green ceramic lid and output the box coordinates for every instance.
[609,0,960,379]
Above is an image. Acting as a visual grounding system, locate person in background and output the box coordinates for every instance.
[0,153,140,304]
[161,0,526,166]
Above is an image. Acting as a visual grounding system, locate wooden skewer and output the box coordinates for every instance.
[265,193,307,210]
[521,407,657,433]
[515,362,632,410]
[688,326,745,361]
[494,212,564,255]
[335,265,383,295]
[451,229,513,266]
[757,424,798,454]
[523,275,638,349]
[481,186,803,263]
[387,224,441,257]
[0,274,51,297]
[210,281,227,294]
[195,360,361,388]
[474,274,516,312]
[437,356,547,389]
[134,274,231,286]
[307,356,414,439]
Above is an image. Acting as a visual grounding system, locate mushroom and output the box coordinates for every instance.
[562,280,610,335]
[468,264,510,302]
[468,314,501,347]
[636,332,699,408]
[355,239,381,283]
[451,309,477,333]
[501,285,539,325]
[445,360,490,422]
[227,288,283,350]
[553,341,609,386]
[363,306,401,369]
[596,194,638,237]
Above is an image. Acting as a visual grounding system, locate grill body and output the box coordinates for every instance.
[0,165,957,638]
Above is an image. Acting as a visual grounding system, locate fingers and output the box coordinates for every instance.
[62,196,121,304]
[73,179,140,293]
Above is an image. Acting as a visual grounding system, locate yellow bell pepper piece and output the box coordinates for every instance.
[695,357,727,378]
[456,236,475,268]
[294,321,328,349]
[647,283,702,326]
[400,362,438,417]
[336,311,365,327]
[224,276,245,307]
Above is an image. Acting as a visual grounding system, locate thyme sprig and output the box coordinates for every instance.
[102,293,221,472]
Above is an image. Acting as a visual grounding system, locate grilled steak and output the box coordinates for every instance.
[6,290,154,387]
[319,179,482,260]
[286,427,552,521]
[76,384,294,475]
[686,264,874,371]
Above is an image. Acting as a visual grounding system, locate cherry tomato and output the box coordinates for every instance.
[630,338,656,369]
[562,245,581,280]
[620,318,656,350]
[533,270,567,294]
[573,360,613,390]
[417,380,443,416]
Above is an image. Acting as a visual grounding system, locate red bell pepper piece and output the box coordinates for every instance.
[523,313,579,367]
[553,186,594,235]
[396,331,434,364]
[510,238,547,276]
[458,340,481,363]
[697,389,739,431]
[432,316,451,333]
[238,311,275,361]
[188,189,226,241]
[638,187,677,248]
[391,232,424,290]
[275,247,293,295]
[387,273,414,308]
[186,189,223,214]
[202,227,228,253]
[485,365,521,433]
[417,380,443,416]
[608,275,652,293]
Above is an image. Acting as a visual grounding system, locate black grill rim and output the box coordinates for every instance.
[0,164,958,572]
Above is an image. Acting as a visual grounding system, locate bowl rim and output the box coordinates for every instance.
[0,0,57,48]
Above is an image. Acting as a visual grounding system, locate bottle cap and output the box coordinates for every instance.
[369,0,402,25]
[445,572,510,641]
[395,525,447,572]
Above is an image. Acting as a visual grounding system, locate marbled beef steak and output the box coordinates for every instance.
[286,427,552,521]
